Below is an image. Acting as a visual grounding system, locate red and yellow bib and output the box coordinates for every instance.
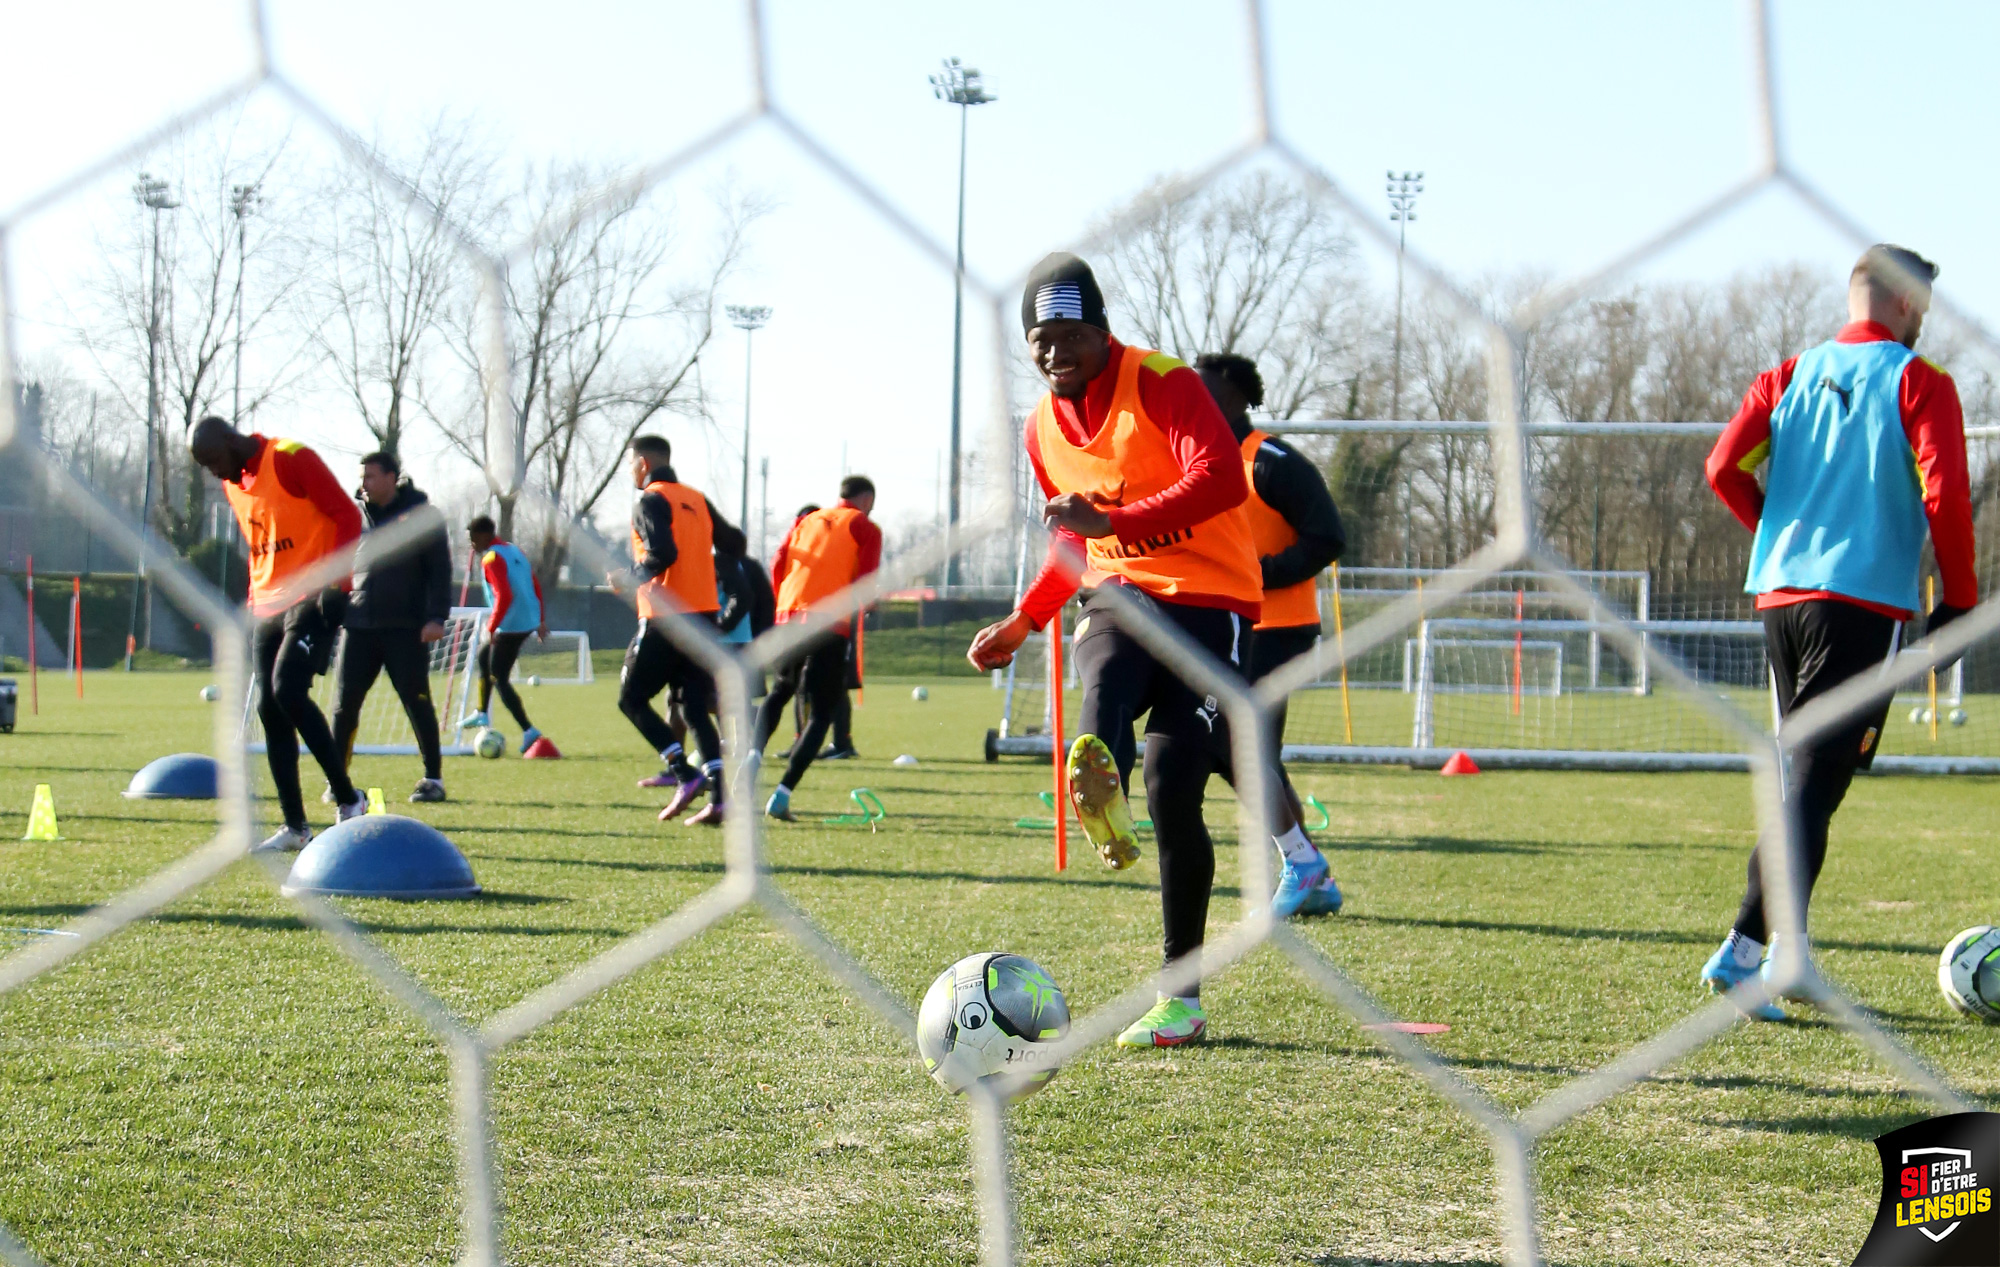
[223,438,344,617]
[1031,344,1260,610]
[776,505,867,619]
[632,479,717,618]
[1238,429,1321,630]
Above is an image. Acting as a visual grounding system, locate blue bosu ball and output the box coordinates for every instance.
[125,752,221,799]
[281,814,481,901]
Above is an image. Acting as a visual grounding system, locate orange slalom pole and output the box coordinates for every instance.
[1050,611,1068,872]
[71,578,83,698]
[1331,565,1353,744]
[26,555,37,714]
[1511,588,1524,717]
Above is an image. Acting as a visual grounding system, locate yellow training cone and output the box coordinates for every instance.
[366,788,387,815]
[22,784,60,841]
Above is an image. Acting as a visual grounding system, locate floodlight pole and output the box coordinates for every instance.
[726,304,771,529]
[1387,171,1423,422]
[758,455,770,561]
[127,173,178,672]
[931,57,996,593]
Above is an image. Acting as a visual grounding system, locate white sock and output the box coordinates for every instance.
[1724,930,1764,970]
[1273,824,1320,865]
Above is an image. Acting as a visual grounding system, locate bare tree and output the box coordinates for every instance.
[70,124,317,549]
[426,168,763,573]
[314,120,498,464]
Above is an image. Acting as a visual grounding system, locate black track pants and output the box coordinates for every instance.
[1733,599,1900,943]
[1070,584,1248,975]
[255,602,356,828]
[621,619,722,795]
[331,627,444,780]
[478,630,534,731]
[754,629,848,790]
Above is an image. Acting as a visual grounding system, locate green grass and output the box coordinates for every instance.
[0,670,1996,1265]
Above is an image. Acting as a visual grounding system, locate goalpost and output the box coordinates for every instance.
[511,630,594,685]
[243,607,489,757]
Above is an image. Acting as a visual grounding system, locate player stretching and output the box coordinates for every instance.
[967,254,1267,1048]
[1701,245,1977,1018]
[612,436,745,827]
[190,416,366,850]
[754,478,881,821]
[1197,352,1347,916]
[462,515,548,753]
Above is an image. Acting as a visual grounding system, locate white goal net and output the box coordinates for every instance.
[243,608,488,757]
[510,629,594,685]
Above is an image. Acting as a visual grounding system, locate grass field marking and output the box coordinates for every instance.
[1802,977,1977,1116]
[1271,926,1510,1136]
[1516,993,1751,1142]
[0,830,243,995]
[755,882,918,1044]
[481,875,755,1049]
[1254,540,1518,708]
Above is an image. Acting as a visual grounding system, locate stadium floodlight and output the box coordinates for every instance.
[929,56,996,591]
[725,304,772,528]
[127,172,180,672]
[1386,170,1423,422]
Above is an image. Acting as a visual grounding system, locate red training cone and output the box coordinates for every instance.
[1439,750,1481,776]
[523,736,562,759]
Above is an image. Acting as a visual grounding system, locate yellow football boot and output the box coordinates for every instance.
[1066,734,1141,870]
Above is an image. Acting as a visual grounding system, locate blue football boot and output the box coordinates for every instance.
[1271,853,1331,919]
[1299,872,1344,916]
[1700,942,1782,1021]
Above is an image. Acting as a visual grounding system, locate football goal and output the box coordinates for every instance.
[244,607,489,757]
[511,630,594,685]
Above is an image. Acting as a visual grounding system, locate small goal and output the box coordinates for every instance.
[244,607,489,756]
[510,630,594,685]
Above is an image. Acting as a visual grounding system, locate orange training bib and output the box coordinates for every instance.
[1239,429,1321,630]
[223,438,344,617]
[776,505,866,618]
[632,479,718,617]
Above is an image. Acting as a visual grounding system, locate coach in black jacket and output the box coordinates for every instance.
[332,451,453,802]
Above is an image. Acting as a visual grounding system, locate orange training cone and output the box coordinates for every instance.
[1439,751,1481,776]
[523,736,562,759]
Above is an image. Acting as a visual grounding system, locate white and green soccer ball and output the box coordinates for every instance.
[474,727,507,760]
[1950,708,1969,727]
[198,685,219,702]
[912,686,929,701]
[526,675,541,687]
[1938,925,2000,1022]
[917,952,1069,1101]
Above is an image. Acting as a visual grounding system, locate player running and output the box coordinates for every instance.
[1700,244,1977,1019]
[753,479,881,821]
[461,515,549,754]
[966,253,1274,1048]
[189,415,366,851]
[611,435,746,827]
[1197,352,1347,916]
[332,452,453,802]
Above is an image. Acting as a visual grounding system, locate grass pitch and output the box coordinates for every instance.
[0,670,1996,1265]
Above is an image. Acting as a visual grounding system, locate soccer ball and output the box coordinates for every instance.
[1950,708,1969,727]
[1910,706,1933,725]
[1938,926,2000,1022]
[198,685,218,702]
[912,686,929,701]
[475,727,507,759]
[527,675,541,687]
[917,952,1069,1101]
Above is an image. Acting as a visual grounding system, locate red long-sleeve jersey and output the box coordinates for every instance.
[1017,335,1252,628]
[1705,321,1977,618]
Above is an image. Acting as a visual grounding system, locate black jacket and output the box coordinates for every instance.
[1229,419,1345,590]
[345,481,453,630]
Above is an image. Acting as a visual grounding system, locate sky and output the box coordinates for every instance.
[5,1,1999,549]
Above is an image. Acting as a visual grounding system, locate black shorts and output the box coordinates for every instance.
[1248,622,1318,683]
[1071,584,1249,779]
[1764,599,1901,771]
[621,618,717,713]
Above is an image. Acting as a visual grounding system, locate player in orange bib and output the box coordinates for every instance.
[190,415,366,852]
[967,254,1288,1048]
[753,478,882,820]
[1197,353,1348,917]
[610,435,745,826]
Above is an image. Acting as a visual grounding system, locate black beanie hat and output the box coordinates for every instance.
[1022,252,1109,336]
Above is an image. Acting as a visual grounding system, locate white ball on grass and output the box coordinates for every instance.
[912,686,929,701]
[1909,706,1926,725]
[199,685,219,702]
[1950,708,1969,727]
[527,674,541,687]
[475,727,507,759]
